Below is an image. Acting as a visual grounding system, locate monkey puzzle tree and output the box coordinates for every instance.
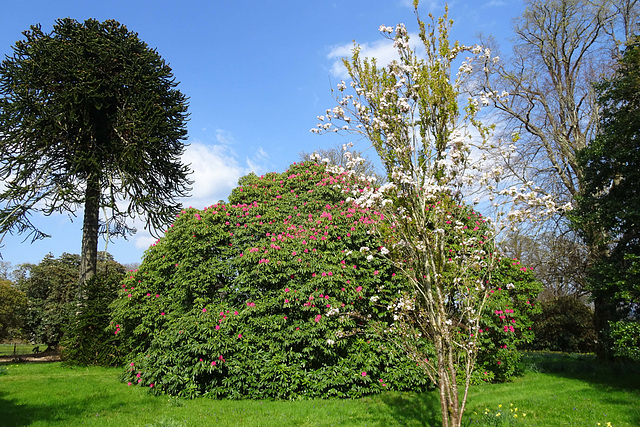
[0,18,191,283]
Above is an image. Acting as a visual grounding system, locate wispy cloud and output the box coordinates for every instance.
[483,0,507,7]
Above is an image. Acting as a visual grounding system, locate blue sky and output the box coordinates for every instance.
[0,0,525,268]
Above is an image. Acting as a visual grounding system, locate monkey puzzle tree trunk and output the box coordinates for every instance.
[79,173,100,285]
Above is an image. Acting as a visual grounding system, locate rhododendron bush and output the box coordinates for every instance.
[110,161,540,399]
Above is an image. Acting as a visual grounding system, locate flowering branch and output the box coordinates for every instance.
[312,4,557,427]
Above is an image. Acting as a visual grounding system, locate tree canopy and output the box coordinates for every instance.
[574,36,640,356]
[0,18,191,282]
[15,251,125,348]
[0,279,27,341]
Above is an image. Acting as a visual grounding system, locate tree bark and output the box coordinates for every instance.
[79,173,100,285]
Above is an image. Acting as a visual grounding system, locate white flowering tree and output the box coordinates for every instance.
[312,4,561,427]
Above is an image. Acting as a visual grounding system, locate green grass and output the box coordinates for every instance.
[0,353,638,426]
[0,343,42,357]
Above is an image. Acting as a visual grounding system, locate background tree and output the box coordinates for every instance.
[299,143,384,182]
[475,0,639,358]
[0,18,191,283]
[16,253,80,348]
[574,36,640,357]
[16,251,125,349]
[0,279,27,341]
[501,230,589,300]
[528,296,596,353]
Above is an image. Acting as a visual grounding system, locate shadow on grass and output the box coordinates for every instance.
[522,352,640,391]
[380,390,442,427]
[0,389,86,427]
[0,382,129,426]
[522,352,640,426]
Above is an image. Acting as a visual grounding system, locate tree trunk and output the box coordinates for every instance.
[79,173,100,285]
[593,294,614,360]
[586,231,614,360]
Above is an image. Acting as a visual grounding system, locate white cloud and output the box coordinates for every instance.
[135,234,158,250]
[182,142,244,208]
[130,135,270,251]
[327,33,422,80]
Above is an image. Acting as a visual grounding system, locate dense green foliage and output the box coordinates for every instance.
[474,258,542,381]
[61,271,126,366]
[527,296,596,353]
[609,320,640,361]
[16,252,125,349]
[15,253,80,348]
[574,36,640,357]
[0,279,27,341]
[111,162,541,398]
[0,18,191,280]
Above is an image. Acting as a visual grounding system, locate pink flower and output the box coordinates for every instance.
[238,334,243,338]
[161,312,165,316]
[202,308,207,313]
[127,382,132,386]
[361,372,367,376]
[315,314,322,322]
[150,383,154,388]
[356,286,362,292]
[211,361,216,366]
[373,270,379,275]
[215,325,220,330]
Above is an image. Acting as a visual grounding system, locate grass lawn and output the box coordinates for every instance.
[0,353,638,426]
[0,343,42,357]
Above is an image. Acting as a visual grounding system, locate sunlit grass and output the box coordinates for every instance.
[0,343,42,357]
[0,353,638,426]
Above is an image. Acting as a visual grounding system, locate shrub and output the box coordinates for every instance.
[61,271,126,366]
[111,161,541,398]
[475,257,542,381]
[528,296,596,353]
[609,321,640,361]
